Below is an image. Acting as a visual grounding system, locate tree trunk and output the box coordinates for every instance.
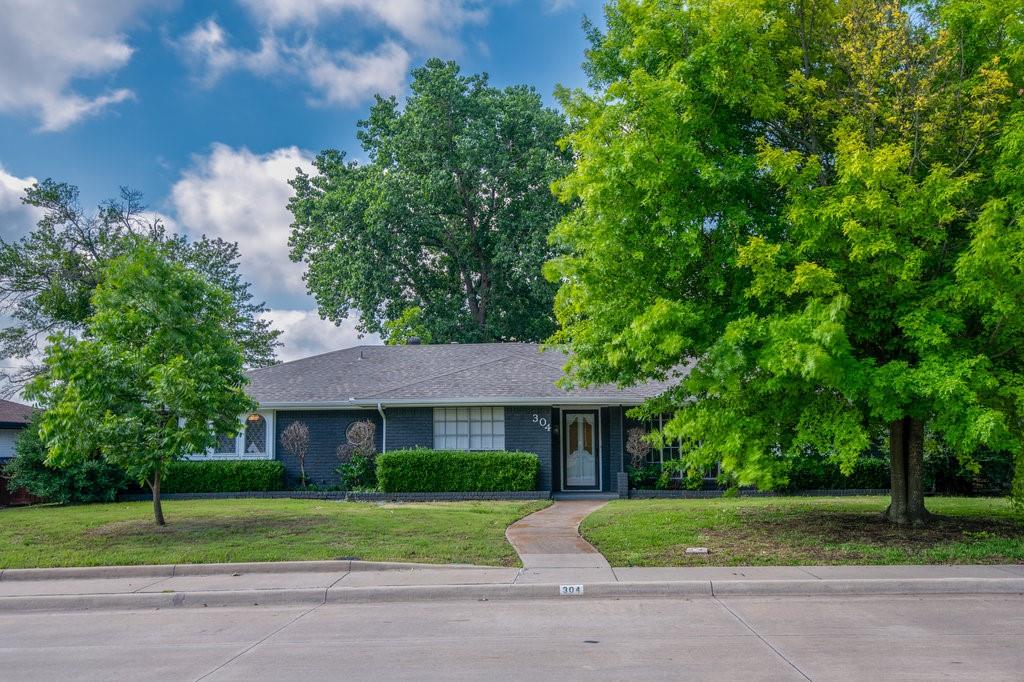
[885,417,931,526]
[150,468,166,526]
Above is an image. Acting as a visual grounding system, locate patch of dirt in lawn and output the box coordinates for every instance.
[666,510,1024,565]
[86,515,323,539]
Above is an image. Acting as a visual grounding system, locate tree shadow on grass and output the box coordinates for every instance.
[686,509,1024,566]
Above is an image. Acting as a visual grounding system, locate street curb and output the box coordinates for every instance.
[2,578,1023,612]
[708,577,1024,596]
[0,559,489,582]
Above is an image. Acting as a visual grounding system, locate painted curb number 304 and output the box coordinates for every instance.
[560,584,584,595]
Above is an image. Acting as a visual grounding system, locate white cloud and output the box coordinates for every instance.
[177,0,486,108]
[304,42,411,106]
[169,144,378,360]
[0,0,154,131]
[545,0,578,12]
[237,0,487,51]
[177,19,410,105]
[177,18,284,86]
[0,166,43,241]
[170,143,312,297]
[263,309,379,361]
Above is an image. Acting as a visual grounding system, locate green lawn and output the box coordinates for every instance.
[581,496,1024,567]
[0,498,549,569]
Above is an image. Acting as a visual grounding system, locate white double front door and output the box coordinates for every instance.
[563,411,598,489]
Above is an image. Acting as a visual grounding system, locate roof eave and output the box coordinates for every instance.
[255,396,647,410]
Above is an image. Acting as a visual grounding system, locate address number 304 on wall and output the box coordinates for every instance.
[532,414,551,432]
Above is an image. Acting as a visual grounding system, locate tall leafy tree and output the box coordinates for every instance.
[289,59,571,343]
[26,243,255,525]
[0,180,279,394]
[548,0,1024,524]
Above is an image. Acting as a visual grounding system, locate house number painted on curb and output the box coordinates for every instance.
[532,414,551,431]
[560,584,584,595]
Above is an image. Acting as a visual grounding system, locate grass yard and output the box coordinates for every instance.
[581,496,1024,567]
[0,498,549,569]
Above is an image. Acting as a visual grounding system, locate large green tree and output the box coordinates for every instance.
[26,243,255,525]
[548,0,1024,524]
[289,59,571,343]
[0,180,279,394]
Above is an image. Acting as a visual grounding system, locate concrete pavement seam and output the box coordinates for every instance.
[132,576,173,593]
[713,596,812,681]
[323,572,350,596]
[195,601,327,681]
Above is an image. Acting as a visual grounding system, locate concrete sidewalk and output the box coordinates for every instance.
[1,560,1022,612]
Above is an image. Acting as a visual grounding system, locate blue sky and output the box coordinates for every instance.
[0,0,604,362]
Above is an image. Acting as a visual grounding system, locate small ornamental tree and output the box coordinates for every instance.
[26,242,255,525]
[280,420,311,487]
[625,427,652,470]
[336,420,378,489]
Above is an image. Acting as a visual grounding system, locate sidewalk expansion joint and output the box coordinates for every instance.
[714,596,812,681]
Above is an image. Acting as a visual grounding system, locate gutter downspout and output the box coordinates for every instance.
[376,402,387,453]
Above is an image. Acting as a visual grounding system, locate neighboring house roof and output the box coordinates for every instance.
[0,399,34,427]
[247,343,682,408]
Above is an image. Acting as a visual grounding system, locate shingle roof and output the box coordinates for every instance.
[0,399,34,426]
[246,343,680,407]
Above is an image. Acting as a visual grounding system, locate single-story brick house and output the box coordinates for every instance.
[194,342,678,494]
[0,398,35,505]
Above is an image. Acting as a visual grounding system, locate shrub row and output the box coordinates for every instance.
[783,455,891,492]
[375,449,540,492]
[4,416,130,503]
[161,460,285,494]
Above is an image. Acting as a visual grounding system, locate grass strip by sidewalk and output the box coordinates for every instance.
[581,496,1024,567]
[0,498,550,569]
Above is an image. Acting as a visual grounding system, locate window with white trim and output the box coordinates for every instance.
[433,407,505,450]
[193,411,274,460]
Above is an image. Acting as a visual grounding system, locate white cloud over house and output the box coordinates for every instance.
[0,0,154,131]
[263,309,374,362]
[169,143,379,361]
[171,143,313,297]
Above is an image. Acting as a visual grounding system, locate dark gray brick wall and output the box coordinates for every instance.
[385,407,433,450]
[504,406,553,492]
[275,410,382,486]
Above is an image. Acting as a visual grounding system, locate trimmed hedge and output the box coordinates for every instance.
[161,460,285,494]
[376,449,540,493]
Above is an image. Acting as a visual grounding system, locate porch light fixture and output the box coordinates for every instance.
[246,413,262,423]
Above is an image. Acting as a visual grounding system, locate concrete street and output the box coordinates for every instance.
[2,593,1023,681]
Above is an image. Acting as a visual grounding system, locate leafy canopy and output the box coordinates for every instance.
[26,242,256,489]
[0,180,279,394]
[289,59,571,343]
[547,0,1024,496]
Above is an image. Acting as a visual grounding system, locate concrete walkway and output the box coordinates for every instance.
[505,499,616,583]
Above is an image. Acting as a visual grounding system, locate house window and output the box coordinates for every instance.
[191,411,273,460]
[213,433,236,455]
[646,414,681,466]
[244,414,267,455]
[433,407,505,450]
